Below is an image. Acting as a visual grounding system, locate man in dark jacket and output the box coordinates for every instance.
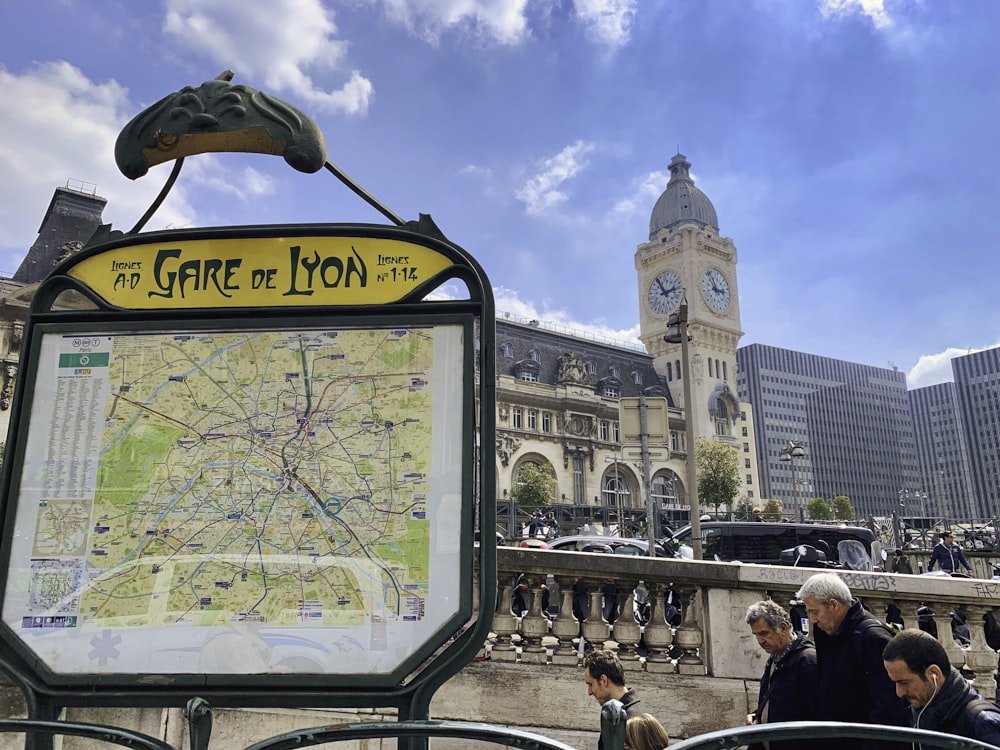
[745,600,819,750]
[927,531,972,574]
[883,629,1000,749]
[797,573,909,750]
[582,648,641,750]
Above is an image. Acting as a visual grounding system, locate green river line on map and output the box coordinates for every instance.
[71,327,432,628]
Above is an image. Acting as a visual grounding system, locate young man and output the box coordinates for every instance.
[582,648,641,749]
[927,531,973,575]
[744,600,819,750]
[883,629,1000,748]
[796,573,909,750]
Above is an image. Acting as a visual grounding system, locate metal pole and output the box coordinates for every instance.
[679,305,701,560]
[640,394,656,557]
[615,457,623,537]
[791,457,798,520]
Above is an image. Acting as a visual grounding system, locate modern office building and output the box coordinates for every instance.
[736,343,921,518]
[907,383,977,520]
[952,346,1000,519]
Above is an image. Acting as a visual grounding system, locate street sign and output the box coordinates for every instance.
[619,396,669,444]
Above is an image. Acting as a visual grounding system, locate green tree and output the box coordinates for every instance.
[806,497,831,521]
[831,495,855,521]
[509,461,556,514]
[761,499,783,521]
[695,439,740,514]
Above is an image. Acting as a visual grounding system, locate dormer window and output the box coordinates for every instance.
[501,343,514,359]
[513,359,542,383]
[597,376,622,399]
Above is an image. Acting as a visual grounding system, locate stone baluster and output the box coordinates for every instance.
[863,596,895,630]
[897,599,924,631]
[611,580,642,660]
[520,580,550,664]
[581,584,611,647]
[674,586,705,675]
[936,605,965,670]
[490,581,518,661]
[550,581,580,665]
[642,583,674,673]
[963,603,999,699]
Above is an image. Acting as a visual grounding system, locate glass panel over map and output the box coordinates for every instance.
[2,322,466,676]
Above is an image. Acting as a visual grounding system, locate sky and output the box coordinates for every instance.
[2,0,999,389]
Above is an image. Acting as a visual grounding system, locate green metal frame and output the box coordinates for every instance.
[243,720,581,750]
[0,222,496,742]
[667,721,999,750]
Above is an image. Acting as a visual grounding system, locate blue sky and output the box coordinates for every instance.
[1,0,998,388]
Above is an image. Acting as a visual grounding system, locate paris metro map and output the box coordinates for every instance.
[1,323,466,675]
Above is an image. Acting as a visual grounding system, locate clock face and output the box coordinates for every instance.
[647,271,683,315]
[701,268,731,312]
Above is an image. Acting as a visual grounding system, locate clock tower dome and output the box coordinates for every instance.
[636,153,744,446]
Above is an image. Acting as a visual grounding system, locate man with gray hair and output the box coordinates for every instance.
[744,600,819,750]
[796,573,908,750]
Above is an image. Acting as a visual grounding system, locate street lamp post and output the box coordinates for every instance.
[778,441,805,520]
[605,453,625,537]
[665,297,701,560]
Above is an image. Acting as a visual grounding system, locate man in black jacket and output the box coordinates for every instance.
[883,629,1000,749]
[745,600,819,750]
[796,573,909,750]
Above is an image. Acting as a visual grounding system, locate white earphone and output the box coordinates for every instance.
[932,673,938,688]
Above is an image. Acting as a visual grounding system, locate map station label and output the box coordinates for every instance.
[67,235,456,309]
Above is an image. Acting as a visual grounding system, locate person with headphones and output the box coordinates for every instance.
[883,629,1000,747]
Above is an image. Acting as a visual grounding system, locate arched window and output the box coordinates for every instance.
[667,362,673,380]
[723,361,728,381]
[501,343,513,358]
[715,402,731,436]
[602,470,632,509]
[708,359,714,378]
[528,349,540,363]
[651,472,681,509]
[675,360,682,379]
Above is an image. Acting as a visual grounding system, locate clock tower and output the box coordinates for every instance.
[636,153,744,446]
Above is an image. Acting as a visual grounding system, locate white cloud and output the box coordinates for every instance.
[515,140,595,217]
[612,169,669,218]
[495,287,641,346]
[182,159,276,201]
[906,343,1000,389]
[379,0,531,45]
[163,0,374,115]
[573,0,637,49]
[0,62,198,272]
[818,0,893,29]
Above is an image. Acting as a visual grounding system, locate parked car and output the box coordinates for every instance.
[546,534,670,557]
[667,521,876,566]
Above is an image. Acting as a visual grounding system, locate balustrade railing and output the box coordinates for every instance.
[490,547,1000,699]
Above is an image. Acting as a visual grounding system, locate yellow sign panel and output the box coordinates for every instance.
[67,235,455,308]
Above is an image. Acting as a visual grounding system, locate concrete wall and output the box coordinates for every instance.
[0,663,752,750]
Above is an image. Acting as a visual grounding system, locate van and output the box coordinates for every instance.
[668,521,876,565]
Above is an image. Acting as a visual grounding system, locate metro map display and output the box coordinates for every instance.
[1,322,466,676]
